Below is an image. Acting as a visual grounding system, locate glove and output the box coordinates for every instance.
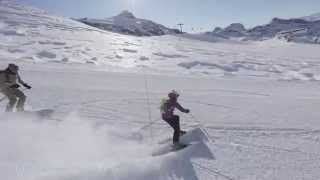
[23,83,32,89]
[185,109,190,113]
[10,84,20,89]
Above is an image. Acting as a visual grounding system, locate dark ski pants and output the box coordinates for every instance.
[163,115,181,144]
[2,88,26,112]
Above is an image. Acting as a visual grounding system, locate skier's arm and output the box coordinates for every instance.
[17,74,25,85]
[17,74,31,89]
[175,102,190,113]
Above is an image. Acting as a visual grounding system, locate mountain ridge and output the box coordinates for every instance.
[77,10,181,36]
[206,14,320,44]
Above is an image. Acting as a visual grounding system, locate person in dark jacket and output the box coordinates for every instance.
[0,64,32,112]
[161,90,190,146]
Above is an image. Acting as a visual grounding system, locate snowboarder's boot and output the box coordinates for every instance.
[180,130,186,136]
[172,142,188,150]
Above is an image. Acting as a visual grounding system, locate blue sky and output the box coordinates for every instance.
[17,0,320,32]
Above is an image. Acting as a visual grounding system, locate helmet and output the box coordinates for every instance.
[8,63,19,73]
[168,90,179,99]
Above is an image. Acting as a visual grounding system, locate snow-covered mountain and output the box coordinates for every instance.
[206,15,320,44]
[301,12,320,22]
[77,11,181,36]
[1,1,320,80]
[214,23,247,38]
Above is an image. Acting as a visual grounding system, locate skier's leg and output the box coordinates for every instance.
[13,89,26,112]
[163,116,180,144]
[172,115,180,144]
[2,89,17,112]
[180,130,186,136]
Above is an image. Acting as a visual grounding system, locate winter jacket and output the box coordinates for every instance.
[161,98,188,119]
[0,69,25,91]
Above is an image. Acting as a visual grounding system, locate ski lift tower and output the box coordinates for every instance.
[177,23,184,33]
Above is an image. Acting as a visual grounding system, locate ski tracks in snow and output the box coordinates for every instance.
[44,87,320,179]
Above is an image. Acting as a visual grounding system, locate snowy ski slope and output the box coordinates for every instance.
[1,2,320,80]
[1,2,320,180]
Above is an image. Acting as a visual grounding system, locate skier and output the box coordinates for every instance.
[0,64,32,112]
[160,90,190,147]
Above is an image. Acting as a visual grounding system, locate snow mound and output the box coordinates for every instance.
[178,61,239,72]
[152,128,214,157]
[0,29,26,36]
[180,127,211,144]
[37,50,57,59]
[281,70,319,81]
[153,52,187,58]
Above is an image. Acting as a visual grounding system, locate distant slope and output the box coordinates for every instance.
[0,1,124,65]
[1,1,320,81]
[77,11,181,36]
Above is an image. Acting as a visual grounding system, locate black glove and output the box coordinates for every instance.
[23,83,32,89]
[185,109,190,113]
[10,84,20,89]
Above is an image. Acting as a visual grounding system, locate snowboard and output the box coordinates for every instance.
[6,109,55,119]
[158,131,187,145]
[152,143,190,157]
[152,128,210,157]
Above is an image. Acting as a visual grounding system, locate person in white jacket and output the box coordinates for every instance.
[0,64,31,112]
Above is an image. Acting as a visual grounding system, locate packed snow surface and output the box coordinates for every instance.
[1,2,320,180]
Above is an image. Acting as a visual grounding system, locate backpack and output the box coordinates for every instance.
[0,70,10,82]
[160,98,169,114]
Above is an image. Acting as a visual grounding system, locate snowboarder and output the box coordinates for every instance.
[0,64,31,112]
[160,90,190,147]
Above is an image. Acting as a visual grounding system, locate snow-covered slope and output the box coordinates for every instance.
[1,2,320,180]
[2,1,320,81]
[2,61,320,180]
[77,11,181,36]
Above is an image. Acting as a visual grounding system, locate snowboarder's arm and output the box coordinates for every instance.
[175,102,190,113]
[17,74,31,89]
[17,74,25,85]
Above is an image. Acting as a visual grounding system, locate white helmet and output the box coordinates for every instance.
[168,90,179,99]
